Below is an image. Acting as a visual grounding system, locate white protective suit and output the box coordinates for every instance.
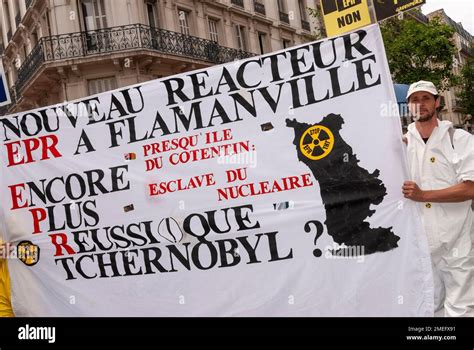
[406,119,474,317]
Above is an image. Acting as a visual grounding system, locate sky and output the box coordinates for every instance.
[421,0,473,35]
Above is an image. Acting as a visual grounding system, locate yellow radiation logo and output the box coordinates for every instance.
[17,241,40,266]
[299,125,334,160]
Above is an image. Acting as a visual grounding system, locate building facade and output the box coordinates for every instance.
[0,0,323,115]
[427,9,473,130]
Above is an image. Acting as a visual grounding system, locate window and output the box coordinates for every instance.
[11,63,18,82]
[298,0,307,21]
[178,10,190,35]
[277,0,289,23]
[146,2,158,28]
[81,0,107,31]
[31,31,39,47]
[282,39,291,49]
[88,77,117,95]
[258,32,267,54]
[45,12,52,37]
[235,25,247,51]
[277,0,287,12]
[439,96,446,109]
[81,0,108,51]
[5,73,12,90]
[208,19,219,43]
[4,2,11,32]
[14,0,20,27]
[22,45,27,61]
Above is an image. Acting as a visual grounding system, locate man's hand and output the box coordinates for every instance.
[403,180,474,203]
[402,181,425,202]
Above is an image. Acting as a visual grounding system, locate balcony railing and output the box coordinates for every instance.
[26,0,34,8]
[279,12,290,24]
[231,0,244,8]
[254,1,265,15]
[15,12,21,27]
[15,24,256,93]
[16,41,44,93]
[301,20,310,31]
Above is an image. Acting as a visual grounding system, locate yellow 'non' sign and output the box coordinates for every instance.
[321,0,372,37]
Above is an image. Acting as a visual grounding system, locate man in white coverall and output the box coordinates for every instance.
[402,80,474,317]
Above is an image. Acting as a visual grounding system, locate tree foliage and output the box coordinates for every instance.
[307,7,326,39]
[380,17,456,90]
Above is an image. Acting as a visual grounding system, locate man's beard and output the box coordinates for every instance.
[413,110,435,123]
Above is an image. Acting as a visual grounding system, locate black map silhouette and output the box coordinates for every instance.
[286,114,400,255]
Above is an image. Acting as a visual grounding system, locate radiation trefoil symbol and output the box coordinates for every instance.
[17,241,40,266]
[299,125,334,160]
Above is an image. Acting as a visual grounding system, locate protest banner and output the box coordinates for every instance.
[0,24,433,316]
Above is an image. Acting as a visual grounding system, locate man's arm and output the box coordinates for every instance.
[402,180,474,202]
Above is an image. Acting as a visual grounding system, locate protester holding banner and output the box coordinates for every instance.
[0,25,435,317]
[402,80,474,317]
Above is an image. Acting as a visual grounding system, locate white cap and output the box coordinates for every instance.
[406,80,438,100]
